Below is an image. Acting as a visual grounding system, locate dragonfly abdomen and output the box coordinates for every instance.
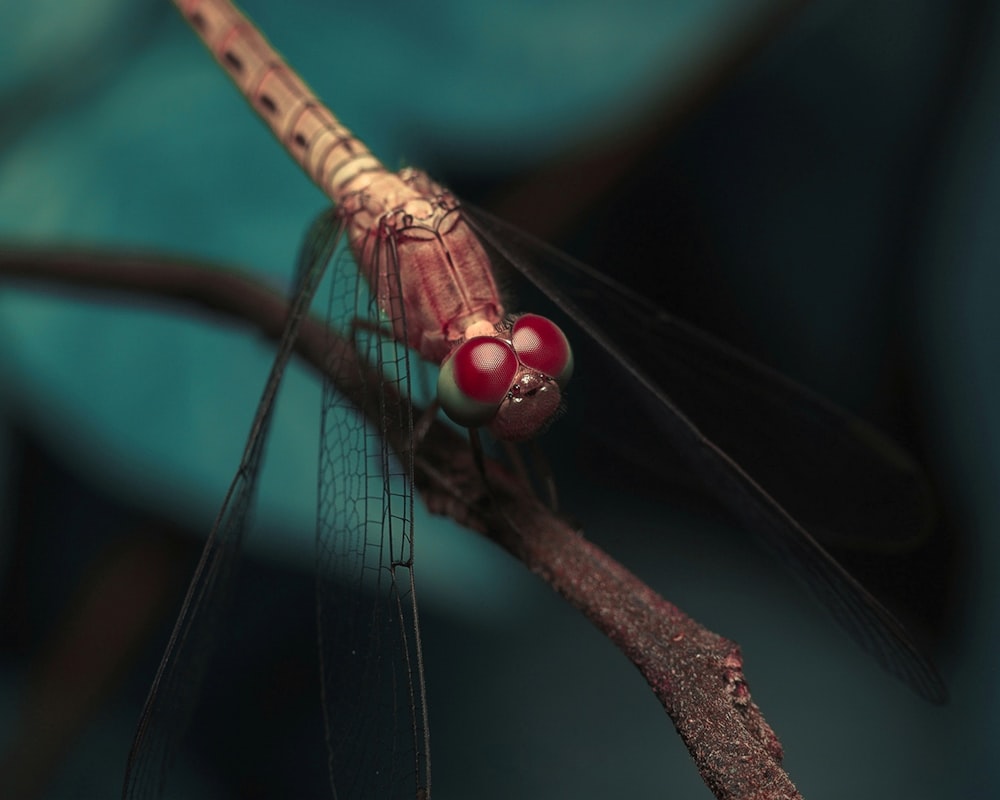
[177,0,384,202]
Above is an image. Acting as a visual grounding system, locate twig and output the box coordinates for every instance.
[0,246,802,800]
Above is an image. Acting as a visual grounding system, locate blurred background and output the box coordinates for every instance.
[0,0,994,796]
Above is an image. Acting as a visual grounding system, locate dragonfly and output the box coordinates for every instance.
[125,0,947,797]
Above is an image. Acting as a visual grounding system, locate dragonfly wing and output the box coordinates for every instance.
[587,295,933,553]
[314,218,431,798]
[469,206,933,551]
[462,206,946,704]
[122,210,342,798]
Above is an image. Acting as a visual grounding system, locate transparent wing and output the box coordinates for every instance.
[122,211,342,798]
[463,205,947,704]
[314,218,430,798]
[553,261,932,552]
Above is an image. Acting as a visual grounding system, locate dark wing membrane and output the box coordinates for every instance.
[314,216,430,797]
[584,285,932,553]
[462,206,946,704]
[123,211,342,799]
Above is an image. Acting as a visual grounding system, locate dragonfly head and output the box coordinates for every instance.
[437,314,573,441]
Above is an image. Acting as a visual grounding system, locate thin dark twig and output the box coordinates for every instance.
[1,246,801,800]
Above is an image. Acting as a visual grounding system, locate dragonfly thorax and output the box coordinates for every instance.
[342,172,505,363]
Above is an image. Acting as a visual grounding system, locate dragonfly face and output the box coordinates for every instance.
[437,313,573,440]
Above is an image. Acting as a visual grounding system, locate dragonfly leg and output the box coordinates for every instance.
[468,427,511,516]
[497,439,560,513]
[468,427,490,486]
[412,398,439,450]
[468,430,564,518]
[522,440,559,513]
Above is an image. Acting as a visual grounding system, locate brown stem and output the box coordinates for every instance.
[0,246,802,800]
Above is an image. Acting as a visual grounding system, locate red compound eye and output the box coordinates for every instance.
[452,338,518,402]
[437,337,518,427]
[511,314,573,386]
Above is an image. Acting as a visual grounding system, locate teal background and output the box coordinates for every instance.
[0,0,994,797]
